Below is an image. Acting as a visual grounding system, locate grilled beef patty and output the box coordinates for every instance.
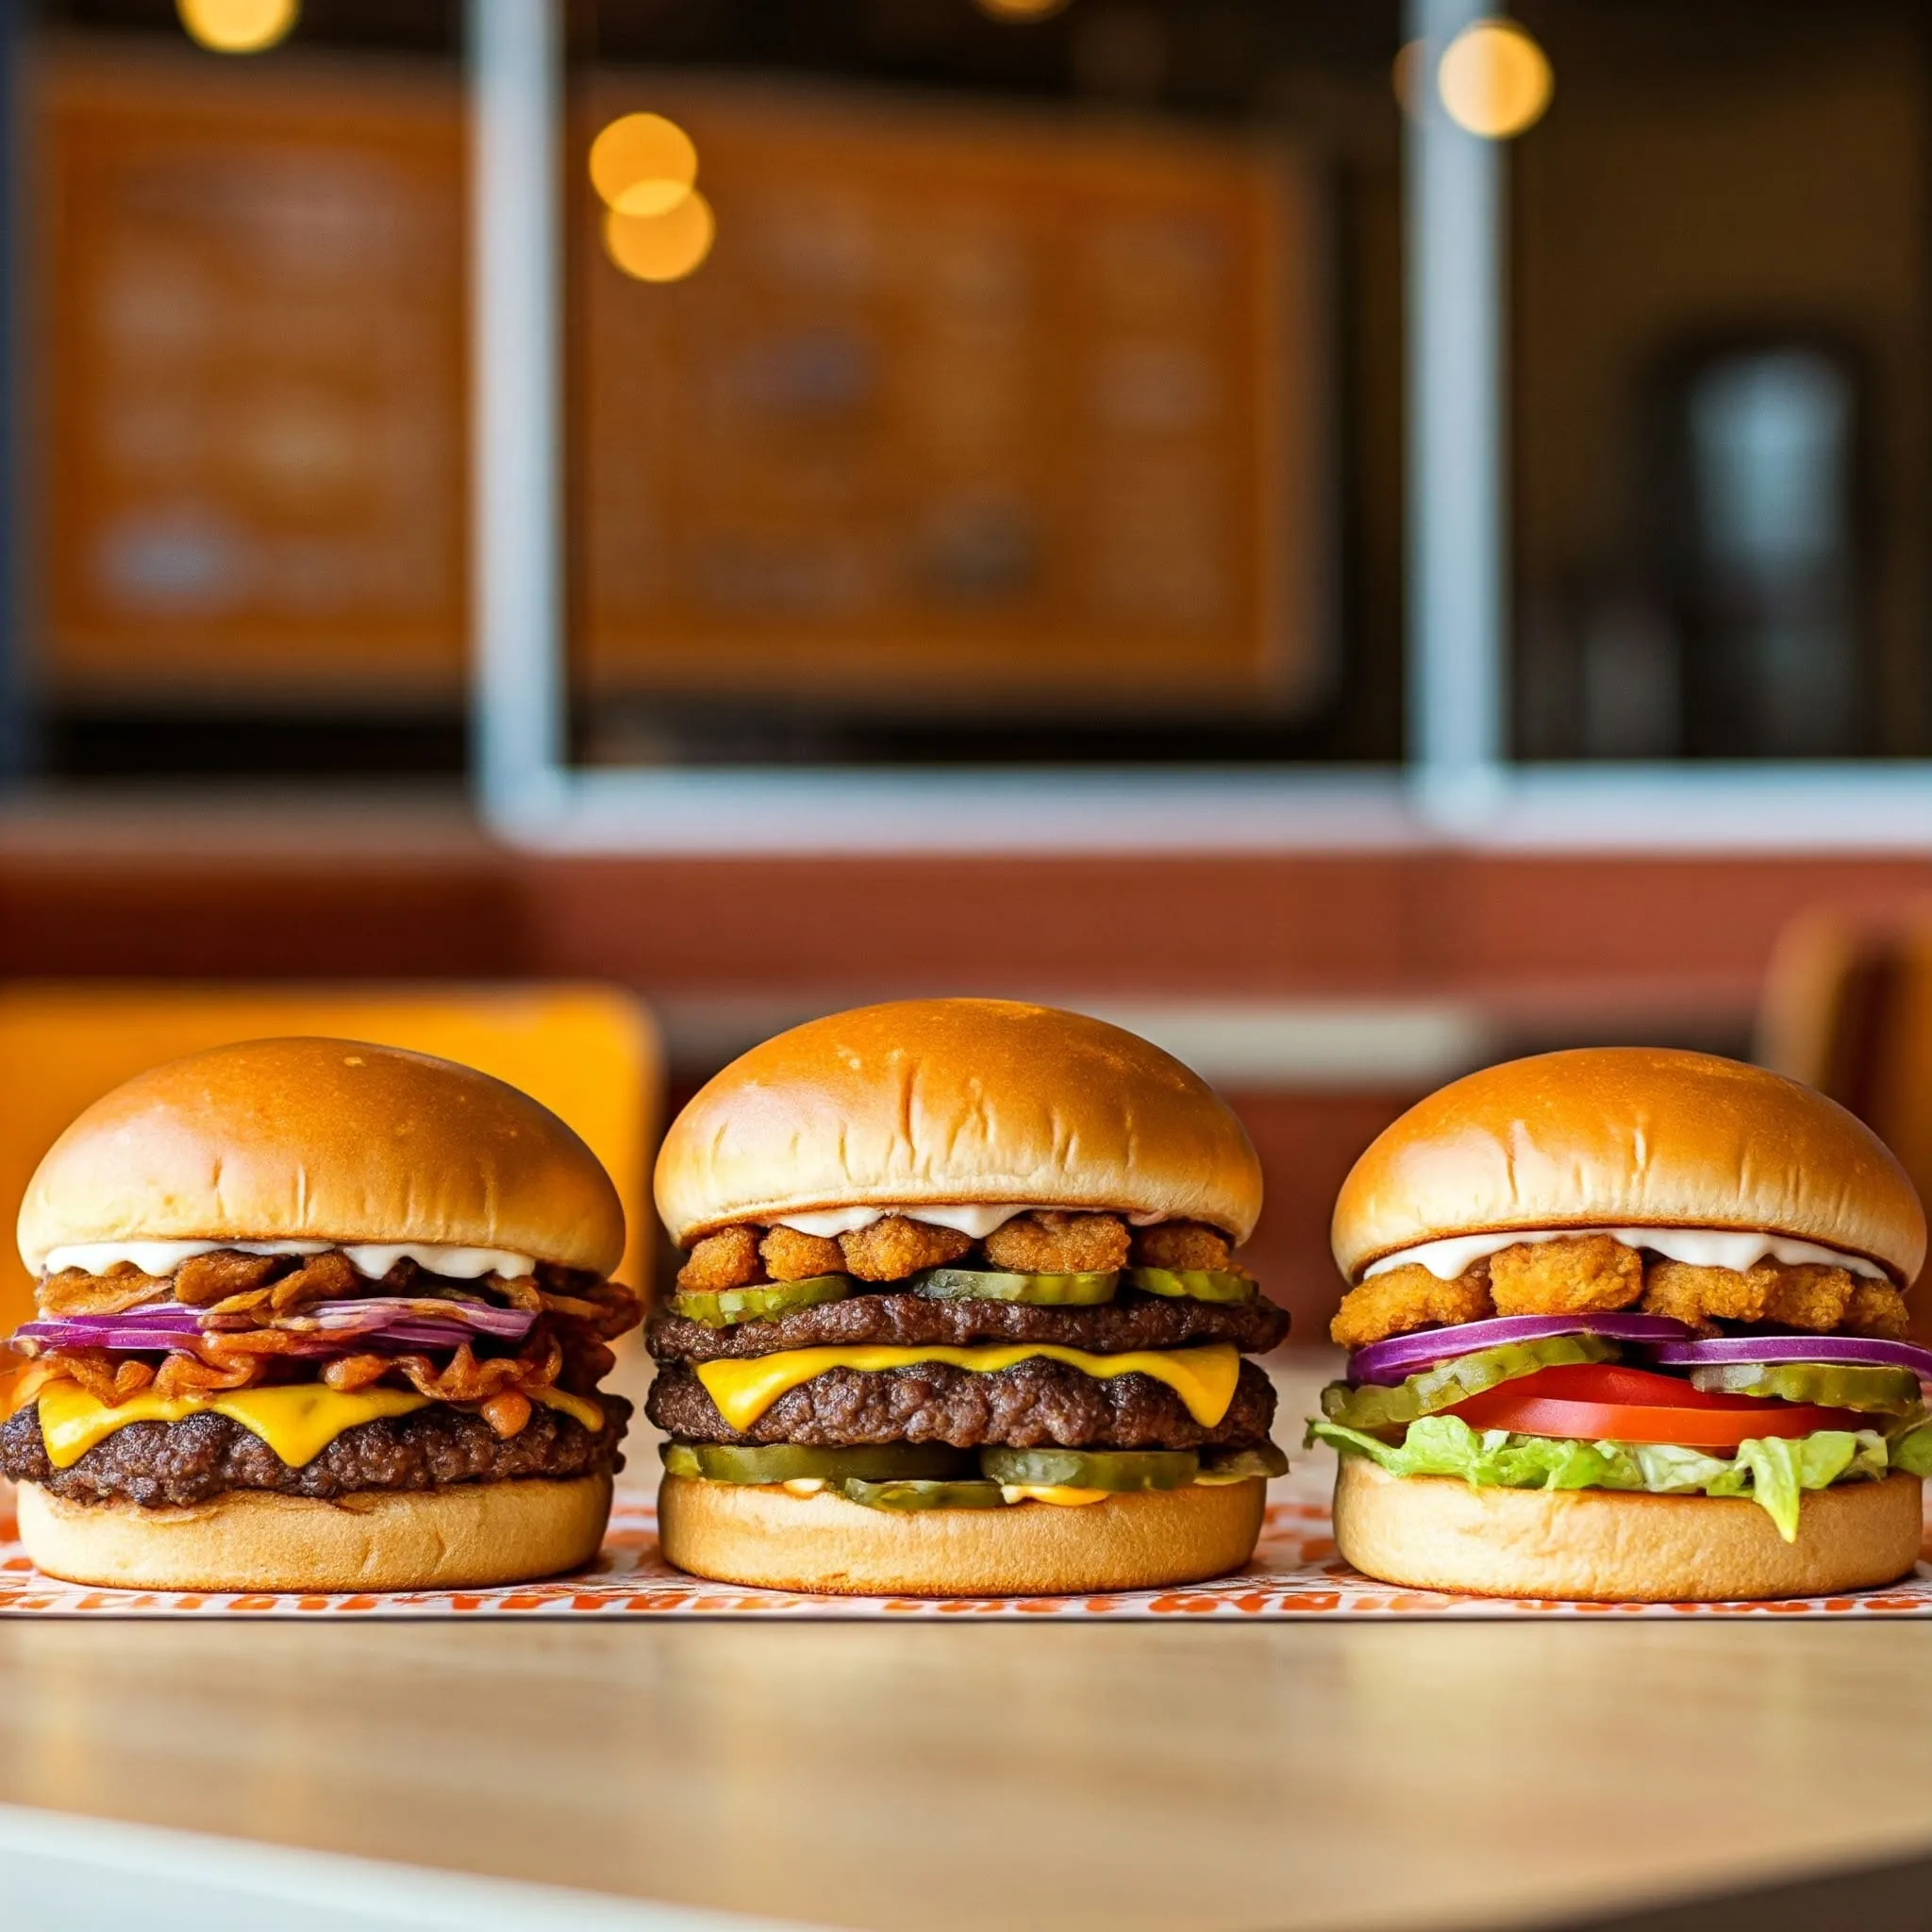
[2,1391,630,1507]
[647,1290,1289,1362]
[647,1355,1275,1451]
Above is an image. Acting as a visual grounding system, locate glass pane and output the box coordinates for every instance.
[31,0,464,780]
[1511,0,1930,761]
[568,1,1403,768]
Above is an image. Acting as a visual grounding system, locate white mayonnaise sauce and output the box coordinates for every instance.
[769,1205,1166,1239]
[1364,1226,1889,1283]
[37,1239,537,1282]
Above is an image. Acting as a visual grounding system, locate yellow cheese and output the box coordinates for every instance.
[999,1485,1109,1507]
[694,1341,1241,1433]
[530,1386,605,1433]
[34,1379,432,1472]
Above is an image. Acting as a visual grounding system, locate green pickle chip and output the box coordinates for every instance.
[978,1447,1199,1491]
[1321,1332,1621,1432]
[908,1267,1119,1305]
[659,1441,969,1484]
[1196,1442,1290,1483]
[837,1477,1008,1511]
[1127,1268,1257,1305]
[667,1274,851,1328]
[1688,1360,1924,1415]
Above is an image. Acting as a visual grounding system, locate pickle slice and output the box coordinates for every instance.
[659,1441,970,1484]
[1196,1442,1290,1484]
[667,1275,850,1328]
[908,1267,1119,1306]
[1687,1360,1924,1415]
[978,1446,1199,1491]
[837,1477,1008,1511]
[1321,1332,1619,1433]
[1127,1268,1257,1306]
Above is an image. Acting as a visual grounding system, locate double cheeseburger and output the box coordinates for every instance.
[648,998,1290,1595]
[2,1038,640,1591]
[1312,1047,1932,1602]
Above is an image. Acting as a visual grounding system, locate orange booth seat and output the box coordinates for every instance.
[0,983,661,1339]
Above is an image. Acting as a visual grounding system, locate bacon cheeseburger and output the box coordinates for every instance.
[2,1039,640,1591]
[1311,1047,1932,1602]
[648,999,1288,1595]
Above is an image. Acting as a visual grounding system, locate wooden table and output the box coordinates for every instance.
[5,1356,1932,1931]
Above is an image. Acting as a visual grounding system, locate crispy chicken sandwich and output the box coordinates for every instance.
[648,998,1289,1595]
[2,1039,640,1591]
[1310,1047,1932,1602]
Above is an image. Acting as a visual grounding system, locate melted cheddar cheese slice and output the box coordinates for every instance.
[694,1341,1241,1432]
[31,1379,602,1471]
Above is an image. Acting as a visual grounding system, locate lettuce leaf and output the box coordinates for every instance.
[1306,1412,1893,1542]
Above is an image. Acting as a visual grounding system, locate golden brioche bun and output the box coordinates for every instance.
[657,1474,1265,1595]
[655,999,1262,1246]
[1331,1458,1923,1602]
[1333,1047,1924,1286]
[18,1037,625,1276]
[17,1475,612,1591]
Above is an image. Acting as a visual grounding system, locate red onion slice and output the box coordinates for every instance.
[11,1298,532,1358]
[1347,1312,1694,1386]
[1649,1335,1932,1378]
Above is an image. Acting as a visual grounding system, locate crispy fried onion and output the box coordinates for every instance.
[12,1326,573,1441]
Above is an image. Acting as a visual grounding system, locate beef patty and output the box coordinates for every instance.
[2,1391,631,1508]
[648,1289,1289,1363]
[647,1355,1275,1451]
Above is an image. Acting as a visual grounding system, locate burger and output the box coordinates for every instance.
[1311,1046,1932,1602]
[648,998,1289,1595]
[1,1038,640,1591]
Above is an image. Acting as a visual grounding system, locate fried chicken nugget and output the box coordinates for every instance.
[840,1215,972,1282]
[1329,1264,1493,1348]
[676,1225,763,1292]
[1641,1258,1852,1334]
[1132,1221,1233,1271]
[1845,1278,1911,1340]
[1488,1235,1644,1317]
[760,1226,846,1282]
[984,1211,1130,1274]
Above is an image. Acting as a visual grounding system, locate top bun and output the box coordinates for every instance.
[1333,1047,1925,1287]
[655,999,1262,1245]
[18,1038,625,1276]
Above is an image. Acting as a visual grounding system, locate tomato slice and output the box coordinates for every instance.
[1445,1363,1867,1449]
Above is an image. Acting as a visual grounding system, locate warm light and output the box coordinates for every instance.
[974,0,1071,19]
[602,191,715,284]
[176,0,298,54]
[590,113,698,218]
[1437,20,1553,139]
[1391,39,1425,119]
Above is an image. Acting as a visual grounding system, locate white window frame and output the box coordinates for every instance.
[467,0,1932,857]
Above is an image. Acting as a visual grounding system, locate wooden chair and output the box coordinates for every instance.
[0,983,660,1337]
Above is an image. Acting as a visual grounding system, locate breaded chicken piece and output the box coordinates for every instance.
[984,1211,1130,1274]
[840,1215,973,1282]
[1132,1221,1234,1271]
[1330,1263,1493,1348]
[1845,1279,1911,1340]
[760,1226,846,1282]
[1489,1235,1644,1317]
[676,1225,763,1293]
[1641,1258,1852,1335]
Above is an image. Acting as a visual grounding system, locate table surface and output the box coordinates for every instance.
[6,1354,1932,1932]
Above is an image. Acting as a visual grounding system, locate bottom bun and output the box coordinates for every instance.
[1333,1457,1924,1602]
[19,1476,612,1592]
[658,1474,1266,1596]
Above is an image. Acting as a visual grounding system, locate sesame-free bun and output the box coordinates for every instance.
[17,1037,625,1276]
[1331,1457,1922,1602]
[1332,1047,1925,1286]
[17,1475,613,1591]
[655,999,1262,1245]
[658,1474,1265,1596]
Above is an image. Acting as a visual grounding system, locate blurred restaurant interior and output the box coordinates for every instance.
[5,0,1932,1342]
